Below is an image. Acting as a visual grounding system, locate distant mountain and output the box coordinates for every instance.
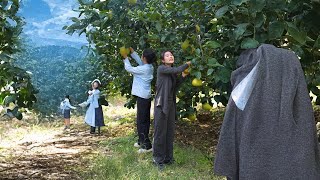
[23,35,87,48]
[22,45,87,61]
[14,44,94,115]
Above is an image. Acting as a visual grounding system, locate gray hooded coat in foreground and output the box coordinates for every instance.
[214,44,320,180]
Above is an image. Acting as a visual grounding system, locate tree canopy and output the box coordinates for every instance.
[0,0,37,120]
[65,0,320,118]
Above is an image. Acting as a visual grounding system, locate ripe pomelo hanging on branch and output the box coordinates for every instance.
[120,46,130,57]
[187,114,196,121]
[192,78,202,87]
[202,103,212,111]
[181,40,190,51]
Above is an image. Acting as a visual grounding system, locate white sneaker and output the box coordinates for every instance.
[137,148,153,154]
[134,142,140,148]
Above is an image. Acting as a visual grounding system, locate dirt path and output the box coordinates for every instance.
[0,120,113,180]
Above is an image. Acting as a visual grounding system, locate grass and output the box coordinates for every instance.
[80,136,224,180]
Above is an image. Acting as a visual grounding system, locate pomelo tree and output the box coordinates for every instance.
[0,0,37,120]
[66,0,320,119]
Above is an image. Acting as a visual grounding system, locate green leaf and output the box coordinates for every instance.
[191,58,199,65]
[195,48,201,55]
[232,0,249,6]
[210,0,222,5]
[155,22,162,32]
[290,44,304,57]
[217,68,231,83]
[268,21,285,39]
[70,17,80,23]
[208,58,223,67]
[306,36,314,42]
[204,41,221,49]
[234,23,249,40]
[287,26,307,45]
[314,35,320,49]
[0,0,9,8]
[256,32,268,43]
[185,56,193,60]
[254,12,265,28]
[194,71,201,79]
[241,38,259,49]
[249,0,265,13]
[207,68,214,76]
[161,36,166,42]
[139,36,145,47]
[215,5,229,18]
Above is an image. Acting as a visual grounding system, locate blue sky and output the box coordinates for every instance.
[19,0,87,43]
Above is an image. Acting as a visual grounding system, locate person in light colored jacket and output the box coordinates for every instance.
[60,95,76,131]
[84,79,105,134]
[122,47,156,153]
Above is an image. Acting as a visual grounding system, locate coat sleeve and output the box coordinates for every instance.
[158,64,188,74]
[130,52,143,65]
[66,101,76,109]
[124,59,146,75]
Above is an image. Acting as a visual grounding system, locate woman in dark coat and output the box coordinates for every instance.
[214,44,320,180]
[153,50,191,170]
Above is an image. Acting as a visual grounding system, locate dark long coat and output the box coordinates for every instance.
[214,44,320,180]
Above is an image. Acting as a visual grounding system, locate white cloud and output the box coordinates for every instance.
[25,0,87,43]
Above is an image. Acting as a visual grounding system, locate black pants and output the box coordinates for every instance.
[137,97,152,149]
[153,100,175,164]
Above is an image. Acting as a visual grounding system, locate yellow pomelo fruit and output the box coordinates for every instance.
[120,46,129,56]
[191,46,195,54]
[202,103,212,111]
[108,10,113,19]
[181,40,190,50]
[195,24,200,32]
[128,0,137,5]
[192,78,202,87]
[187,114,196,121]
[183,68,190,74]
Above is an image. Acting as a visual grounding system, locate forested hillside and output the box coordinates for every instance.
[14,45,95,115]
